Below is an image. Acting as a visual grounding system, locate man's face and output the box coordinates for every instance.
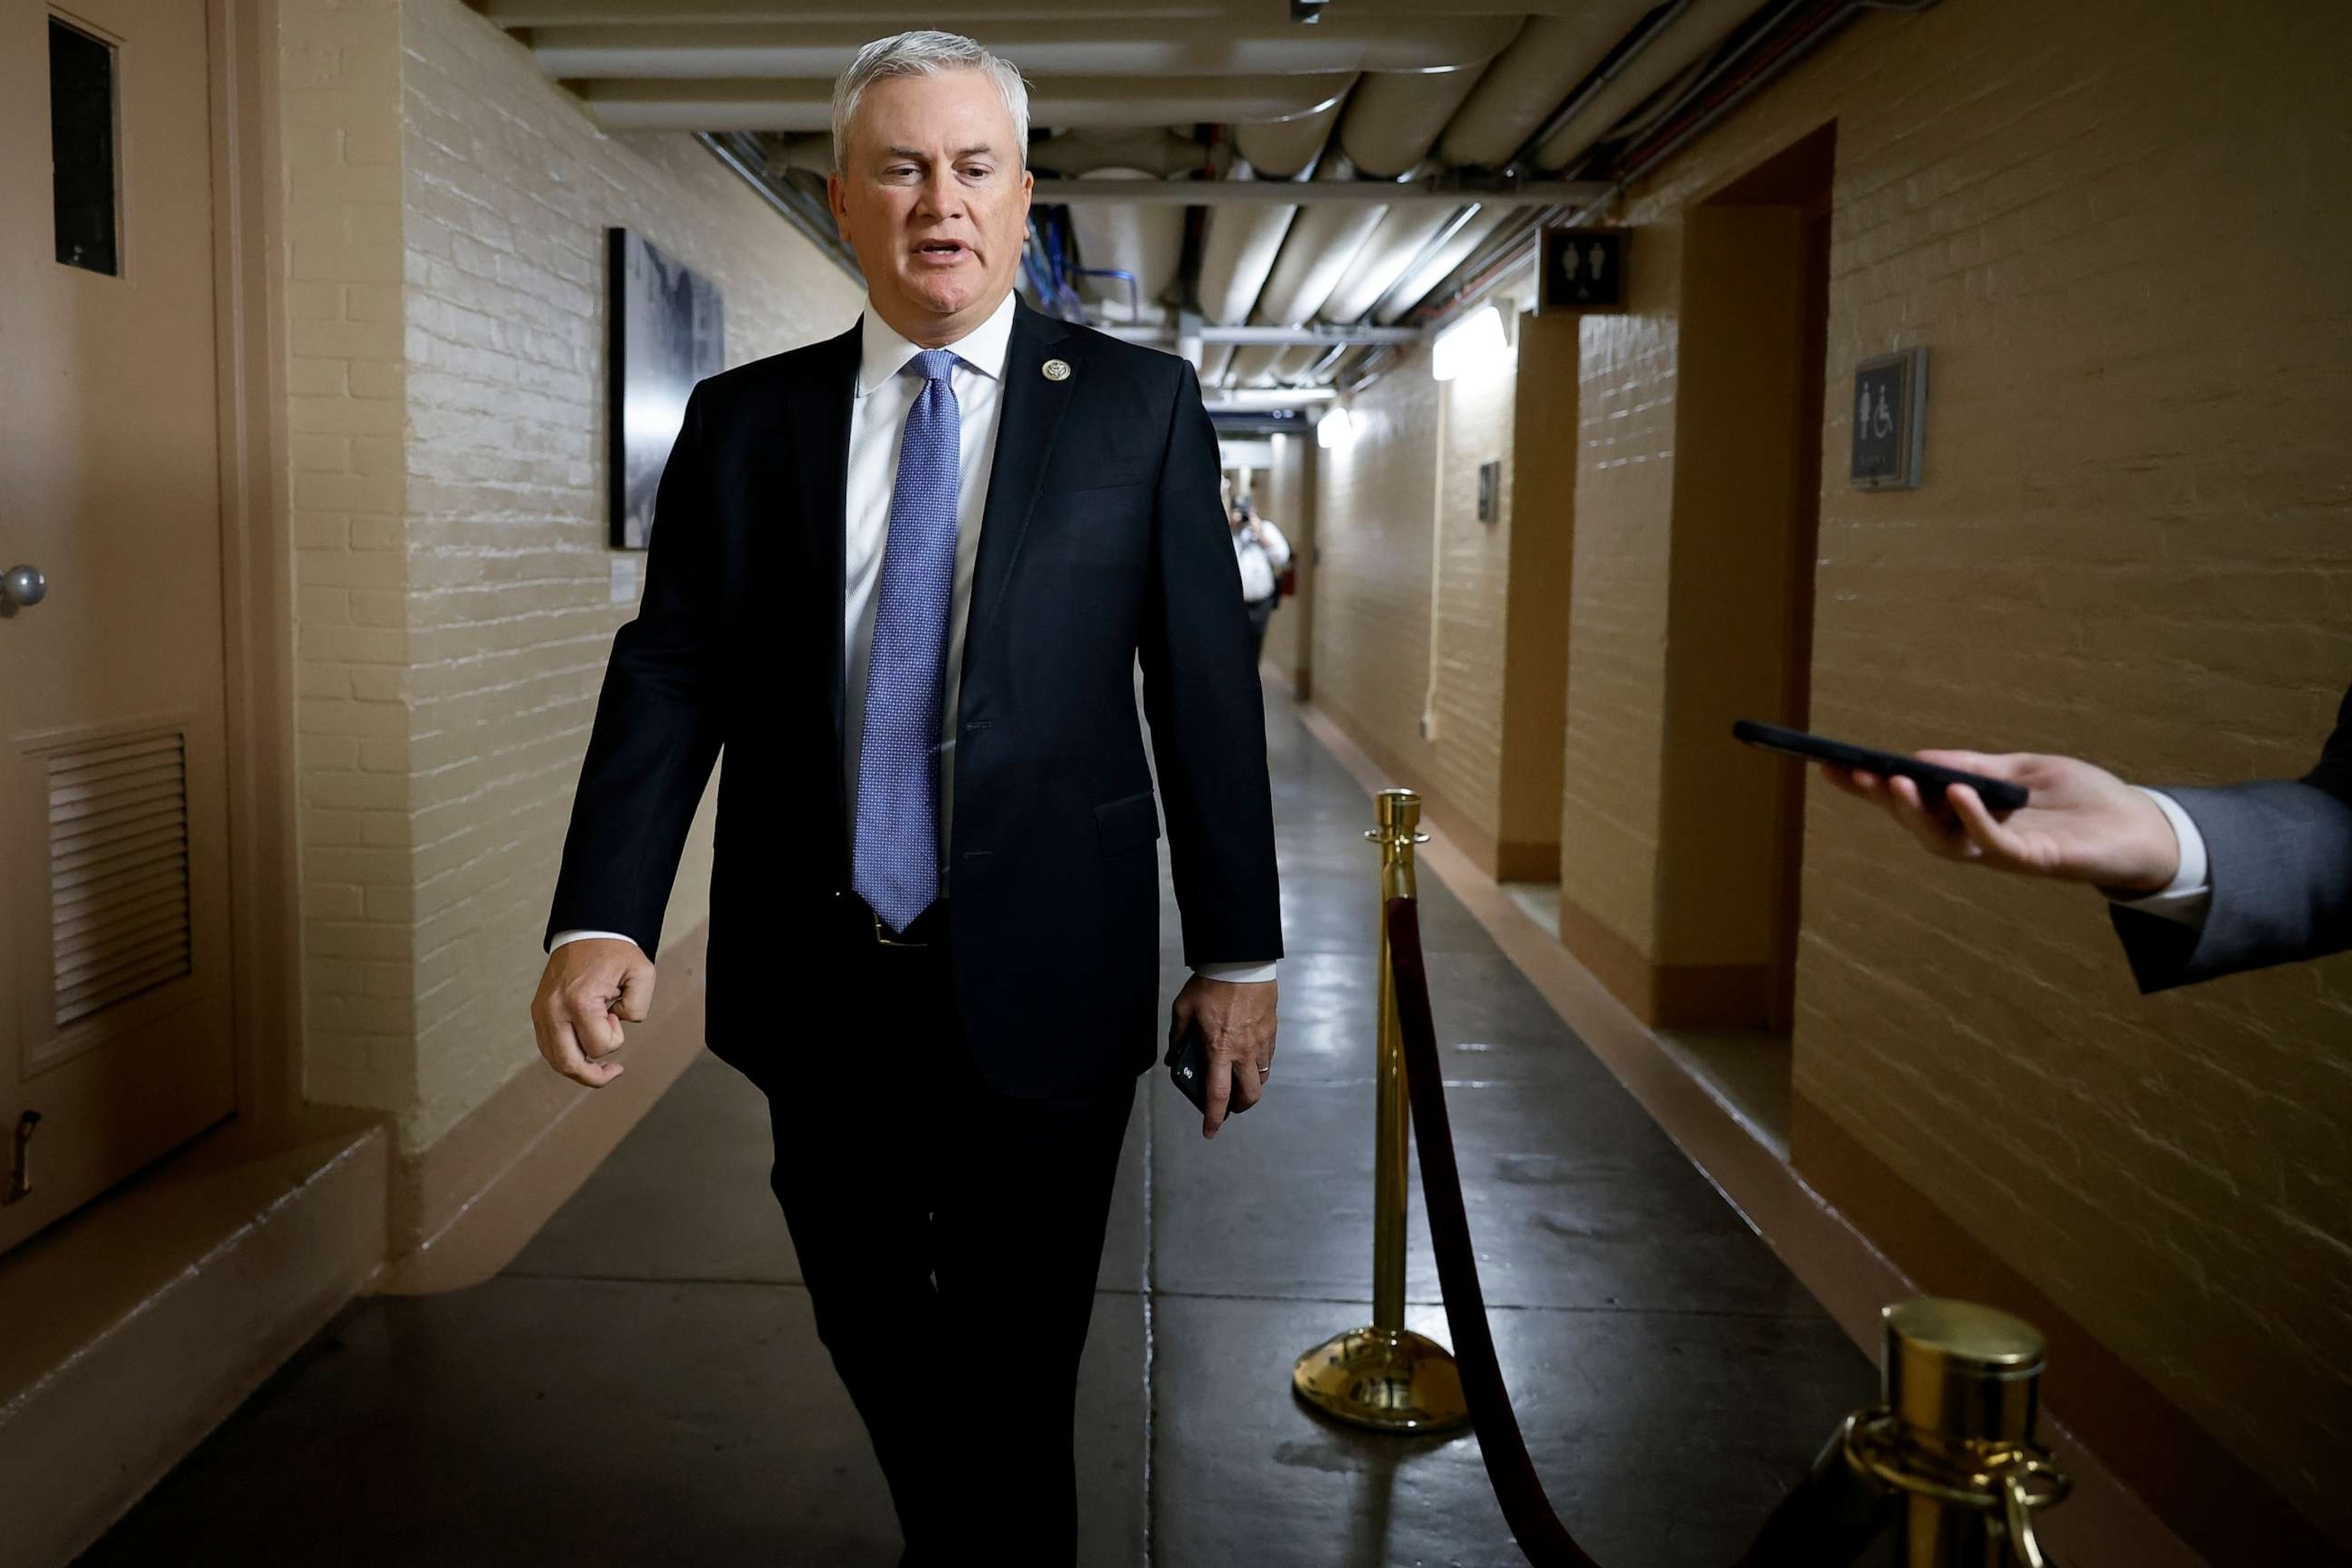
[830,69,1032,343]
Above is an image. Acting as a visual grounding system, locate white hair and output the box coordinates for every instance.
[831,31,1031,173]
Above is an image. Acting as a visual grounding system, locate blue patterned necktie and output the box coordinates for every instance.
[854,348,962,932]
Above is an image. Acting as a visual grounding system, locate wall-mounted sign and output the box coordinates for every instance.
[1539,227,1625,312]
[1850,345,1927,490]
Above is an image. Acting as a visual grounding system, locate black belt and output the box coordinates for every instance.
[845,893,949,949]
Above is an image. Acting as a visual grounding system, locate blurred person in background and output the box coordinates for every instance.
[1230,491,1292,669]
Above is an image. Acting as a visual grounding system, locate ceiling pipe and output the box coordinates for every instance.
[1031,178,1597,205]
[1062,169,1184,325]
[1436,1,1659,167]
[1526,0,1762,169]
[1373,204,1512,323]
[1099,322,1422,346]
[1416,0,1939,335]
[488,0,1610,21]
[1361,0,1760,325]
[1193,95,1349,379]
[1499,0,1694,168]
[572,72,1358,132]
[698,131,863,280]
[1317,201,1471,323]
[1338,61,1498,178]
[1027,128,1218,179]
[1225,55,1498,376]
[523,15,1521,78]
[1204,387,1339,410]
[1233,98,1348,176]
[1303,1,1656,326]
[1251,155,1390,327]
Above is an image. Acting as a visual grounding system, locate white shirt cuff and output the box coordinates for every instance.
[2105,789,2210,928]
[549,929,642,953]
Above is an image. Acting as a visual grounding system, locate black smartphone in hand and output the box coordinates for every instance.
[1166,1023,1249,1117]
[1733,719,2030,812]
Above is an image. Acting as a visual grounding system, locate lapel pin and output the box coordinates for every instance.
[1042,358,1072,382]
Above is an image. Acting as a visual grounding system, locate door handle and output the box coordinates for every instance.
[2,564,47,609]
[4,1112,38,1204]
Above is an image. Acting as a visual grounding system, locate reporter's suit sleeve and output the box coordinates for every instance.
[1138,361,1283,968]
[2110,684,2352,991]
[543,384,726,956]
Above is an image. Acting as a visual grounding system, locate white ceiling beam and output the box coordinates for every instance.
[573,74,1357,132]
[1031,178,1606,206]
[524,18,1521,79]
[488,0,1560,23]
[1102,323,1423,346]
[1203,388,1340,410]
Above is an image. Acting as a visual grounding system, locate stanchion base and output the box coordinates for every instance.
[1292,1325,1472,1434]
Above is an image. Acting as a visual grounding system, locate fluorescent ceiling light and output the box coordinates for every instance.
[1431,305,1509,383]
[1316,405,1354,449]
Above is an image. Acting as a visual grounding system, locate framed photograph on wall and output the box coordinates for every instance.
[609,227,725,550]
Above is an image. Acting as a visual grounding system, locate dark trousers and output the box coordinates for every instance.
[1244,594,1277,666]
[764,916,1135,1565]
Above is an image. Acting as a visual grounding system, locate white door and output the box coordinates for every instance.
[0,0,237,1253]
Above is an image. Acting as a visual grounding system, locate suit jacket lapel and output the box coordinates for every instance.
[966,299,1076,664]
[784,322,861,768]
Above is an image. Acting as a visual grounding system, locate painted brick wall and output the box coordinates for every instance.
[1313,340,1519,858]
[1564,0,2352,1529]
[1559,232,1680,952]
[284,0,861,1149]
[394,0,863,1148]
[1256,432,1312,691]
[280,0,417,1116]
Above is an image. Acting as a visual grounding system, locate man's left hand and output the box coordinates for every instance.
[1170,975,1278,1139]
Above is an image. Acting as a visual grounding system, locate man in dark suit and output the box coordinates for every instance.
[1821,684,2352,990]
[526,31,1280,1563]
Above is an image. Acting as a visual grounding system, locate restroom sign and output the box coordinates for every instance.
[1540,227,1625,312]
[1851,346,1928,490]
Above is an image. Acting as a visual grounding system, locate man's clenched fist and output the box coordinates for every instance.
[530,937,655,1088]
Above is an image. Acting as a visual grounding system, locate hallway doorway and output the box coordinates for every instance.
[1647,125,1834,1135]
[0,0,238,1254]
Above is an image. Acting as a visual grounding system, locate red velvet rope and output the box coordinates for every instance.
[1387,895,1602,1568]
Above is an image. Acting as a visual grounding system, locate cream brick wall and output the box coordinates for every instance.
[395,0,860,1150]
[1559,233,1679,951]
[281,0,417,1116]
[1557,0,2352,1529]
[1312,341,1518,855]
[284,0,861,1148]
[1256,432,1312,688]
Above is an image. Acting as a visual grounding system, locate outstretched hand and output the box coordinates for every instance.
[1170,974,1278,1139]
[1820,750,2182,893]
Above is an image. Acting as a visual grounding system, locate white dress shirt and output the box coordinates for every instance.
[557,292,1275,985]
[2106,787,2213,927]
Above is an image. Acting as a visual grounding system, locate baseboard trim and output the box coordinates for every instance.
[1553,893,1772,1027]
[1292,697,2207,1568]
[0,1116,389,1568]
[375,922,711,1295]
[1492,839,1560,883]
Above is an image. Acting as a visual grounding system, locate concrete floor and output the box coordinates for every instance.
[84,695,1880,1566]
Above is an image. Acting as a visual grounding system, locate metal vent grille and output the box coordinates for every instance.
[48,731,192,1027]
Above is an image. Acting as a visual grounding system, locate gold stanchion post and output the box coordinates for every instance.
[1843,1299,2072,1566]
[1291,788,1472,1433]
